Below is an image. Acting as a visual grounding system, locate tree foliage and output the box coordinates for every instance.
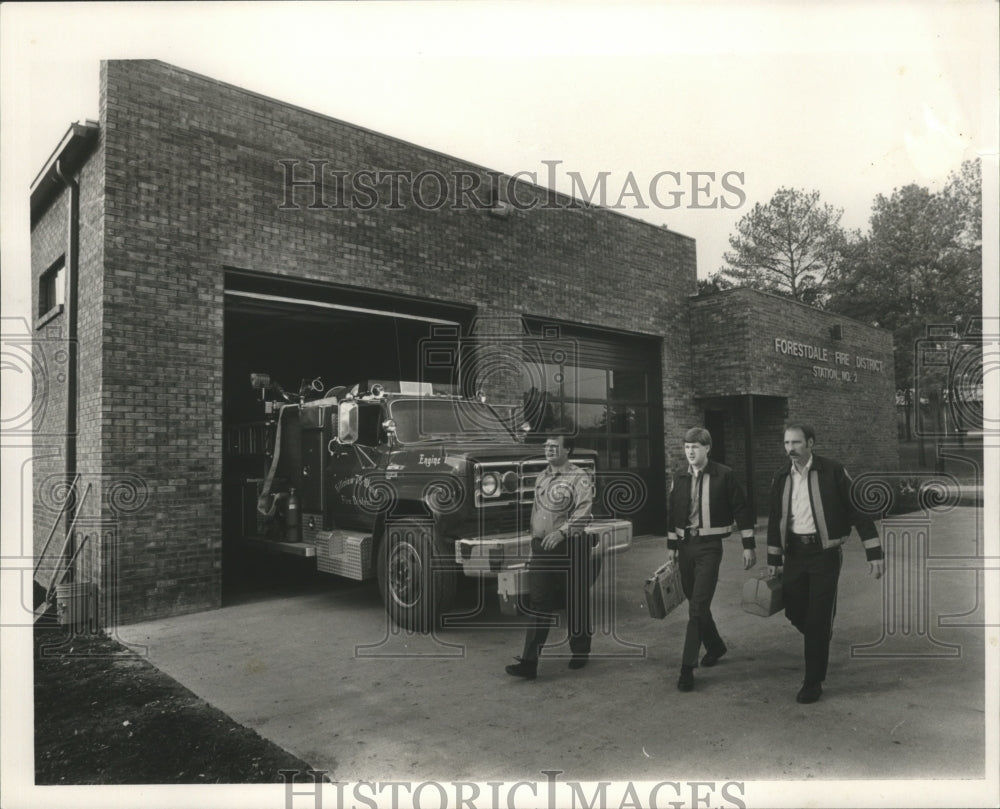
[719,187,848,305]
[696,271,733,295]
[825,159,982,392]
[718,160,982,398]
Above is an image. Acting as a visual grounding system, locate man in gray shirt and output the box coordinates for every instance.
[505,433,594,680]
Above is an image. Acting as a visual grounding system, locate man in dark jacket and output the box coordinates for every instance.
[766,422,884,704]
[667,427,756,692]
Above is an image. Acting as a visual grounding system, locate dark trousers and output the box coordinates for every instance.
[678,536,725,667]
[520,535,594,661]
[782,541,842,685]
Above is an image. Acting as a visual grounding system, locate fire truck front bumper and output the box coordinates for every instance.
[453,518,633,576]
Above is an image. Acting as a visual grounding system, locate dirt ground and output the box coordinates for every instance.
[33,621,322,784]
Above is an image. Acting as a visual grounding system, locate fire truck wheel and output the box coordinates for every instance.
[377,518,457,632]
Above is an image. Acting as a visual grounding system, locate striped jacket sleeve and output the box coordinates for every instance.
[766,473,785,567]
[665,476,679,550]
[837,464,883,561]
[726,469,756,549]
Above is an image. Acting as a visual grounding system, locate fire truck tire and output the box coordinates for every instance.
[377,518,457,632]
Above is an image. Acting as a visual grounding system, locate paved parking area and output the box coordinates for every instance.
[118,508,990,785]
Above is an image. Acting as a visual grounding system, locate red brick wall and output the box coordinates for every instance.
[688,291,753,397]
[31,127,107,605]
[31,192,69,573]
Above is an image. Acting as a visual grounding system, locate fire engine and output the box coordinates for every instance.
[238,375,632,631]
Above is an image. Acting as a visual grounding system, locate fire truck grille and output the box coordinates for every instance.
[473,458,596,512]
[449,503,531,538]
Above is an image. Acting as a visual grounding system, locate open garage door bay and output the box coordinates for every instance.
[222,272,666,602]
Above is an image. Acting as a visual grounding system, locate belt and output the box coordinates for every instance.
[790,532,819,544]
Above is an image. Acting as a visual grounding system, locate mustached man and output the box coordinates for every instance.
[766,422,884,704]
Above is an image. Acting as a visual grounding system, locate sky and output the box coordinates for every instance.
[2,1,997,324]
[1,3,998,809]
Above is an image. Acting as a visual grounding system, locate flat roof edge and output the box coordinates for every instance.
[689,285,895,335]
[30,120,100,220]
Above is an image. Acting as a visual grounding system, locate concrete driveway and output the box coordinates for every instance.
[118,507,989,785]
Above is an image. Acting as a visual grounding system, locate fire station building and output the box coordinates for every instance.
[30,60,897,624]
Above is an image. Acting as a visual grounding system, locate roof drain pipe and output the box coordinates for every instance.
[53,158,80,584]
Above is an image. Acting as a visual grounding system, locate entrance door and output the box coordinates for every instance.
[704,410,727,464]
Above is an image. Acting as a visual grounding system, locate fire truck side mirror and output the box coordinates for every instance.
[337,401,359,444]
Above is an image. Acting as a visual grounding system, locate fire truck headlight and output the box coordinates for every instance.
[501,471,518,493]
[480,472,500,498]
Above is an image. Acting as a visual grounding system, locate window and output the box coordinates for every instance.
[388,399,514,443]
[520,361,652,471]
[356,404,384,447]
[39,258,66,318]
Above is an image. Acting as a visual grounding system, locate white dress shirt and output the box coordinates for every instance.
[789,456,817,534]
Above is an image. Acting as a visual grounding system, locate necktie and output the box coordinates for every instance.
[688,471,700,527]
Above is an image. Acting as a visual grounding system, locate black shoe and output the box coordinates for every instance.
[796,682,823,703]
[505,658,537,680]
[677,666,694,692]
[568,654,589,670]
[701,645,728,667]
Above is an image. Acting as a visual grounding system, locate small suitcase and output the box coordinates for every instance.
[644,565,668,618]
[742,570,784,616]
[658,561,685,617]
[644,561,684,619]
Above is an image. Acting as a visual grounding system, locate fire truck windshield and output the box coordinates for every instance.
[388,399,516,444]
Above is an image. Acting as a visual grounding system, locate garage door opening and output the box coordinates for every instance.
[221,270,473,603]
